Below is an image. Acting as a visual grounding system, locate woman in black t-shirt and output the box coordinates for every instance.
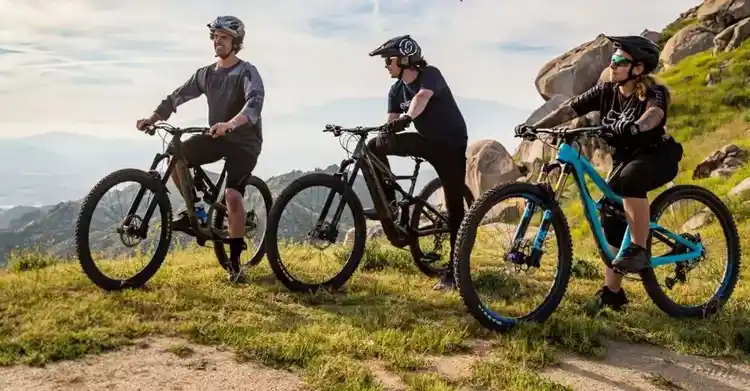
[515,35,684,311]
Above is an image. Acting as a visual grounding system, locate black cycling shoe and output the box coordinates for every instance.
[227,238,247,284]
[432,272,457,291]
[362,208,380,220]
[612,244,651,274]
[594,286,629,311]
[363,204,399,221]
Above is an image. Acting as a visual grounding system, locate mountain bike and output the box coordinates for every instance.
[74,122,273,291]
[264,123,474,293]
[453,125,740,332]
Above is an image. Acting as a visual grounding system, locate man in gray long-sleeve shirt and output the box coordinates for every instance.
[136,15,263,283]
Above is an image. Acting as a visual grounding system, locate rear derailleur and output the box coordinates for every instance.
[664,232,703,290]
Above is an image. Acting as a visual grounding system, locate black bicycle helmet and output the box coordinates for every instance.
[369,34,423,68]
[605,35,661,74]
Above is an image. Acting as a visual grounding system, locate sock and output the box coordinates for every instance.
[229,238,246,264]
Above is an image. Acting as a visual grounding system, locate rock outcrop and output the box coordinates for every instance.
[692,144,749,179]
[714,16,750,53]
[660,0,750,68]
[660,24,718,68]
[534,35,615,101]
[697,0,750,30]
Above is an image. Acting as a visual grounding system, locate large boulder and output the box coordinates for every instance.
[534,34,615,101]
[714,16,750,52]
[698,0,750,30]
[660,24,717,68]
[641,29,662,43]
[434,139,522,210]
[465,140,522,198]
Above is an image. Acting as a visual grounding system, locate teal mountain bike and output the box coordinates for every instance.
[453,126,740,332]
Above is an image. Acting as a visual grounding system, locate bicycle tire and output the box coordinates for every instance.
[213,175,274,269]
[75,168,173,291]
[452,182,573,332]
[641,184,741,318]
[264,173,367,293]
[409,177,475,277]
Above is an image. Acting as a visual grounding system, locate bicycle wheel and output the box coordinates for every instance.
[642,184,741,318]
[452,182,573,332]
[213,176,274,270]
[409,177,474,277]
[265,173,367,293]
[75,168,173,291]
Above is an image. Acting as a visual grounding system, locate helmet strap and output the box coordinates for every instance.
[616,64,638,86]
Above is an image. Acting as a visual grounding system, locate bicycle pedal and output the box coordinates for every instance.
[421,252,441,263]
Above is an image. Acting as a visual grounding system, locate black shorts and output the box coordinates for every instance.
[169,134,258,195]
[600,138,683,247]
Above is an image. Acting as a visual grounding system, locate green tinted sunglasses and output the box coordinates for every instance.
[611,54,632,67]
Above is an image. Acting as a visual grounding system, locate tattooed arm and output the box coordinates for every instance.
[532,105,578,128]
[633,85,669,132]
[634,107,665,132]
[531,84,605,129]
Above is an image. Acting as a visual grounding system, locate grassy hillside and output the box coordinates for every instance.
[3,21,750,391]
[1,239,749,390]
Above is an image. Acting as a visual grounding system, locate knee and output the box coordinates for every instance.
[366,137,382,153]
[225,188,244,208]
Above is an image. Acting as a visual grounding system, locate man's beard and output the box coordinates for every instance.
[214,46,231,59]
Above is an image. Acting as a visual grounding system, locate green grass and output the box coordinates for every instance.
[659,40,750,142]
[1,219,750,390]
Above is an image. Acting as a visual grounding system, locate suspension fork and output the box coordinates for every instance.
[124,152,173,237]
[316,158,358,230]
[512,162,570,265]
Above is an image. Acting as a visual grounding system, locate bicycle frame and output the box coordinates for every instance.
[515,135,703,268]
[319,130,451,241]
[124,129,229,241]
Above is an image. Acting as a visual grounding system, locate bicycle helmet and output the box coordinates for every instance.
[369,34,424,69]
[605,35,661,74]
[208,16,246,52]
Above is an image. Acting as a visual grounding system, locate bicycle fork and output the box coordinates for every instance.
[511,163,570,267]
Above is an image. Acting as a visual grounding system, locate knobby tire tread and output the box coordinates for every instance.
[265,173,366,293]
[75,168,173,291]
[409,177,475,277]
[452,181,573,332]
[641,184,741,318]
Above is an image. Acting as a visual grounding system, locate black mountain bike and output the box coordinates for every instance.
[264,123,474,293]
[75,122,273,291]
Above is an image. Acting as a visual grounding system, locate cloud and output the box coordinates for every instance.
[0,0,698,178]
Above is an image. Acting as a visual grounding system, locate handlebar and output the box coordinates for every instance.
[322,123,388,137]
[143,122,210,136]
[518,125,606,142]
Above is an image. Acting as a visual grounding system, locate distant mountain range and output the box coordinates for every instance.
[0,158,437,265]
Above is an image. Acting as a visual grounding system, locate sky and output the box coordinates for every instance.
[0,0,699,178]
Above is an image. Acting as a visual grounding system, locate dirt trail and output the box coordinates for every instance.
[1,337,749,391]
[0,337,304,391]
[542,341,750,391]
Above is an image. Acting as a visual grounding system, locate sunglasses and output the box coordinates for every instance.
[610,54,633,67]
[384,57,399,66]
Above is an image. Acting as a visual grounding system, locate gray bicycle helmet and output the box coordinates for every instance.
[369,34,424,69]
[605,35,661,74]
[208,16,246,52]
